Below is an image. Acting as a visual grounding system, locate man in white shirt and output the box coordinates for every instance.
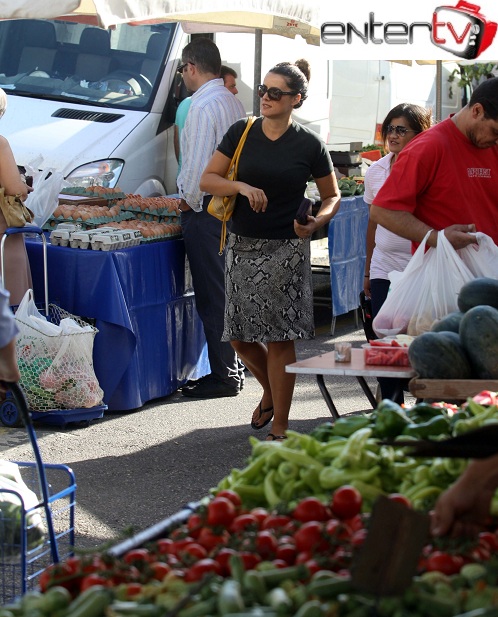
[177,38,245,399]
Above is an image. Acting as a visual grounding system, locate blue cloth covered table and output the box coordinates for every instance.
[26,239,209,411]
[328,195,369,318]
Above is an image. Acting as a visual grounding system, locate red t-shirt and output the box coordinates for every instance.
[374,117,498,245]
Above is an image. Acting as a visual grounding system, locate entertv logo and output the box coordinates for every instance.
[321,1,497,60]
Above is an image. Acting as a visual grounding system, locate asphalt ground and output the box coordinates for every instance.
[0,258,416,551]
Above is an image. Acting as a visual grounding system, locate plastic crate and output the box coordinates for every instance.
[0,462,76,604]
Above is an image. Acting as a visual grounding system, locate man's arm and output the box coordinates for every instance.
[370,206,477,250]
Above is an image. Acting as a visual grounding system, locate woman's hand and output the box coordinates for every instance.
[294,215,320,239]
[238,183,268,213]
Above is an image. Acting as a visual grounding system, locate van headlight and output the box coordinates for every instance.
[65,160,124,188]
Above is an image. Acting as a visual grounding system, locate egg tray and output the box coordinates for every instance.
[129,212,180,224]
[139,230,182,243]
[120,205,181,218]
[43,211,135,231]
[61,188,126,201]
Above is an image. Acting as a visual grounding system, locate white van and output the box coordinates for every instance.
[0,19,188,196]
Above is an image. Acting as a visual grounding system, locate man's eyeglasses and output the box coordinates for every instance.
[386,124,419,137]
[257,84,298,101]
[177,62,195,75]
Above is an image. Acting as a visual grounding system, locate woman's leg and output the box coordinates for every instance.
[265,340,296,437]
[231,340,273,426]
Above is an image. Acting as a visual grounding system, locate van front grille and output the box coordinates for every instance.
[52,109,123,123]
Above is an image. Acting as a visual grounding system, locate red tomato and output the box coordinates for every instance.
[255,530,278,560]
[293,521,329,554]
[169,538,197,558]
[178,542,208,562]
[230,513,260,533]
[271,559,289,569]
[275,543,298,565]
[304,558,321,576]
[155,538,174,555]
[197,527,230,551]
[343,514,364,533]
[184,558,222,582]
[426,551,463,575]
[470,545,491,562]
[125,582,143,597]
[149,561,171,581]
[207,497,237,527]
[38,563,75,593]
[351,528,368,547]
[239,551,262,571]
[293,497,330,523]
[261,514,292,531]
[478,531,498,552]
[187,513,205,538]
[123,548,151,565]
[63,556,82,576]
[388,493,412,508]
[80,574,109,591]
[214,547,238,576]
[250,507,270,525]
[330,486,362,520]
[215,489,242,509]
[324,518,352,541]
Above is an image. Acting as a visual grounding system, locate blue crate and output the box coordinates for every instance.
[0,462,76,604]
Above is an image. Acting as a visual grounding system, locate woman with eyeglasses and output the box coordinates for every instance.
[200,59,340,441]
[363,103,433,403]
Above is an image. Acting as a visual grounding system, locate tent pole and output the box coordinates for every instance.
[253,28,262,116]
[436,60,443,122]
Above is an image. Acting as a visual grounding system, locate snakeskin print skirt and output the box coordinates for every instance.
[222,233,314,343]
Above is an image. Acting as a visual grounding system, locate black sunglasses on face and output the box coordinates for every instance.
[386,124,419,137]
[177,61,195,75]
[257,84,298,101]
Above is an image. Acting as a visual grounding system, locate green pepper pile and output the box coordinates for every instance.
[215,396,498,514]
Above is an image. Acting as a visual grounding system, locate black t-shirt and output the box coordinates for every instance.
[217,117,333,239]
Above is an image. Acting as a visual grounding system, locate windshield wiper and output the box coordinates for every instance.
[7,90,112,108]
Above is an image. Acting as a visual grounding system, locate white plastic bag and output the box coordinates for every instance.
[457,232,498,279]
[24,165,66,228]
[373,230,475,338]
[14,290,104,411]
[0,462,44,554]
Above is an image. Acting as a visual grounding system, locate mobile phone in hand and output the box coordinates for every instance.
[295,197,312,225]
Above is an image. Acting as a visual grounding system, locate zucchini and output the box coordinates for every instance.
[66,587,112,617]
[217,579,245,615]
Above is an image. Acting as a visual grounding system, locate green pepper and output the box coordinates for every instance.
[401,415,451,439]
[405,402,447,424]
[310,422,335,442]
[374,399,412,439]
[331,414,372,437]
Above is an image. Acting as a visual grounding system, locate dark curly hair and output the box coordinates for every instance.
[381,103,433,147]
[267,59,310,109]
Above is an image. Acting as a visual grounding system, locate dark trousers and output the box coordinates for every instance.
[370,277,407,405]
[181,201,239,386]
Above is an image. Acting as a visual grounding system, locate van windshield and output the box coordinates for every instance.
[0,19,176,111]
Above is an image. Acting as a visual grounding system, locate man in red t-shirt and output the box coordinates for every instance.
[371,77,498,250]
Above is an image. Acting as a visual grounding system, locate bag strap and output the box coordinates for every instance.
[231,116,257,176]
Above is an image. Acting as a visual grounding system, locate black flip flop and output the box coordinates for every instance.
[267,433,287,441]
[250,401,274,430]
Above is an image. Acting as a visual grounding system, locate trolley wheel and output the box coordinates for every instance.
[0,398,24,427]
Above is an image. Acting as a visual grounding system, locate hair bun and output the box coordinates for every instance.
[295,59,310,82]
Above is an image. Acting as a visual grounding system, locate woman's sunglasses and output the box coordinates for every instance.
[386,125,419,137]
[257,84,298,101]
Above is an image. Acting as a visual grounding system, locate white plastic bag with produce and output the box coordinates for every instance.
[24,158,67,228]
[14,290,104,411]
[373,230,474,338]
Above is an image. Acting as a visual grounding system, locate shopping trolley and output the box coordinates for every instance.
[0,226,107,427]
[0,382,76,603]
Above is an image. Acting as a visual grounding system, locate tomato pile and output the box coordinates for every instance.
[38,488,367,596]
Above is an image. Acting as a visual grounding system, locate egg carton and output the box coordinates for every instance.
[90,229,143,251]
[49,223,83,247]
[69,227,118,249]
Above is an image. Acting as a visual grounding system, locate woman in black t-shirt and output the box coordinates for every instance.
[200,60,340,441]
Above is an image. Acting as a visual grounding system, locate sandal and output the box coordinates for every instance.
[250,402,274,430]
[267,433,288,441]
